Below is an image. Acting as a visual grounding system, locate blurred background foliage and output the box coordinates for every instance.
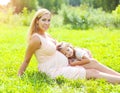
[0,0,120,29]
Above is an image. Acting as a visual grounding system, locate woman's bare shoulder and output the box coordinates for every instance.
[29,35,41,49]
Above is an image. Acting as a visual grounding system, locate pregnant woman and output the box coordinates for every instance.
[18,8,120,84]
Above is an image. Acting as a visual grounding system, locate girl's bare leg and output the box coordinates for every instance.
[86,69,120,84]
[82,59,120,76]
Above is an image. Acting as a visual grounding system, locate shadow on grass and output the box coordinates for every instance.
[21,71,56,86]
[19,71,82,87]
[20,71,107,89]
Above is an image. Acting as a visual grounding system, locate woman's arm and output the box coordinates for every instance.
[69,56,90,66]
[18,36,41,76]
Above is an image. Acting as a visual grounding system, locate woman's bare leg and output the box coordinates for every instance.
[86,69,120,84]
[82,58,120,76]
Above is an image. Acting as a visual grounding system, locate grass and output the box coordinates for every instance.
[0,24,120,93]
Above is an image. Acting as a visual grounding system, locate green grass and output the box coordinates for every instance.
[0,24,120,93]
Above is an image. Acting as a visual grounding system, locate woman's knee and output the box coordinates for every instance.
[86,69,100,79]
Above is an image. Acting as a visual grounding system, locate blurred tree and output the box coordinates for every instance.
[115,0,120,7]
[68,0,81,6]
[37,0,64,13]
[81,0,120,12]
[10,0,38,13]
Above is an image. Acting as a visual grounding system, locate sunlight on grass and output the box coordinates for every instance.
[0,24,120,93]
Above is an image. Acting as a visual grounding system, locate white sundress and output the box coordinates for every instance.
[33,33,86,79]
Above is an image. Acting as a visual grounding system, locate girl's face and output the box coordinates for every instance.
[60,46,74,58]
[38,13,51,32]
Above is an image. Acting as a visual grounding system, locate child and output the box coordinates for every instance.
[57,42,93,66]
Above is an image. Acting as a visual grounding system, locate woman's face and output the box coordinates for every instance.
[38,13,51,32]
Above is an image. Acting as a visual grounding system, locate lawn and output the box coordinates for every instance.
[0,24,120,93]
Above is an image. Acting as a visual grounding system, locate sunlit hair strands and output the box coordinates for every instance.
[28,8,51,42]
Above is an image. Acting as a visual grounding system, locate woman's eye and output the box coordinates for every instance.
[48,19,51,22]
[42,19,46,21]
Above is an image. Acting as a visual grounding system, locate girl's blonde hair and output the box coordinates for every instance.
[57,42,74,51]
[28,8,51,41]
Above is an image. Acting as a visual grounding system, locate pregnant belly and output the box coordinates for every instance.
[53,51,68,67]
[38,51,68,73]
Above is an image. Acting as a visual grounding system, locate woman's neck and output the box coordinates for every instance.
[38,31,46,37]
[38,30,44,34]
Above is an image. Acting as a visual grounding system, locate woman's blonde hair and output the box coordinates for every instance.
[28,8,51,41]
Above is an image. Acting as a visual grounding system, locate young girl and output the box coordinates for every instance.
[57,42,93,66]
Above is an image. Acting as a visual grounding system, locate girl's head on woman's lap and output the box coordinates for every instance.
[57,42,74,58]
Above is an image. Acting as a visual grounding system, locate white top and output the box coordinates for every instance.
[75,48,90,60]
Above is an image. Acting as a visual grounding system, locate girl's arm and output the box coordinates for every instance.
[69,56,90,66]
[18,36,41,76]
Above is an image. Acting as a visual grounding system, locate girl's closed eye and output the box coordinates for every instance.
[66,49,70,51]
